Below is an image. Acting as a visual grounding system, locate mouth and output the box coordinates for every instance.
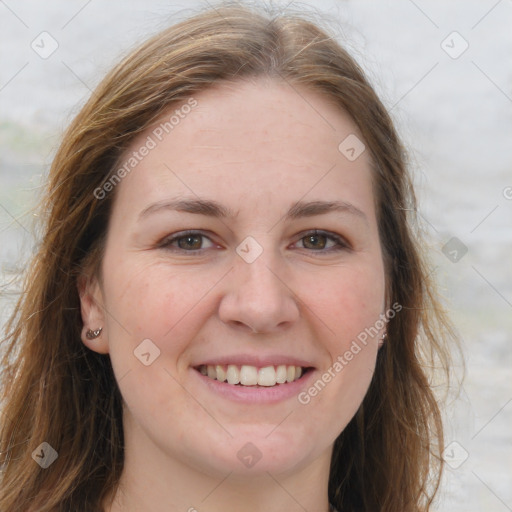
[193,364,314,388]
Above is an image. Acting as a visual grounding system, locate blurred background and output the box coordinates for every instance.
[1,1,511,510]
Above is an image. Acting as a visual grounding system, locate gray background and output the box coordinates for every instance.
[1,1,511,510]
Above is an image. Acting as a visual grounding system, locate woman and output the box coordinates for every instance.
[0,4,455,511]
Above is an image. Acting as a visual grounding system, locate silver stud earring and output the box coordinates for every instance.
[86,327,103,340]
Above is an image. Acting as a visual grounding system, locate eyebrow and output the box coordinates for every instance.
[138,197,368,224]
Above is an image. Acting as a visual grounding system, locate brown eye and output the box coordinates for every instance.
[177,234,203,250]
[159,231,215,253]
[296,230,349,253]
[303,233,327,250]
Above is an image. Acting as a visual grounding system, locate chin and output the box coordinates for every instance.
[196,428,313,477]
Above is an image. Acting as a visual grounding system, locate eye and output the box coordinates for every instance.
[158,230,215,252]
[158,229,350,254]
[294,230,350,253]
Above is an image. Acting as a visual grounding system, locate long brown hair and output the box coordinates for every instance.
[0,4,456,511]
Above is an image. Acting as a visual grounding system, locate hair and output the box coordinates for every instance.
[0,3,457,511]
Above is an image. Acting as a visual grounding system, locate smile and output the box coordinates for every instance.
[195,364,311,387]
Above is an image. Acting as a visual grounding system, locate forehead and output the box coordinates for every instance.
[112,78,375,220]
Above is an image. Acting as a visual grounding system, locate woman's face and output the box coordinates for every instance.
[81,79,386,479]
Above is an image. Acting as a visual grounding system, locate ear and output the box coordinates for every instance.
[378,299,390,348]
[78,273,110,354]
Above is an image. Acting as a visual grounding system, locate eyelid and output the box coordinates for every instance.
[158,229,351,253]
[158,229,217,252]
[292,229,351,253]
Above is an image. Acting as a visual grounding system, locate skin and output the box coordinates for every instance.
[79,78,386,512]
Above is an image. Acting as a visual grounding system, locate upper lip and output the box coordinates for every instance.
[192,354,315,369]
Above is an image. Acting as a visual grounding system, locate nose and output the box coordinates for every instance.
[218,249,300,334]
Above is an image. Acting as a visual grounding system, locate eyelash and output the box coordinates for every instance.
[158,229,350,255]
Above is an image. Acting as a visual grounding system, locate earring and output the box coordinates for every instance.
[86,327,103,340]
[379,332,387,347]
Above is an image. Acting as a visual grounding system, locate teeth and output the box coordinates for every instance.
[198,364,307,386]
[216,365,226,382]
[240,365,258,386]
[226,364,239,385]
[276,365,287,384]
[258,366,276,386]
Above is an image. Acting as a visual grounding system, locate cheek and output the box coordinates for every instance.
[304,261,385,342]
[298,262,384,421]
[100,260,218,420]
[101,258,222,360]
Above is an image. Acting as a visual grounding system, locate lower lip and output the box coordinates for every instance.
[190,367,316,404]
